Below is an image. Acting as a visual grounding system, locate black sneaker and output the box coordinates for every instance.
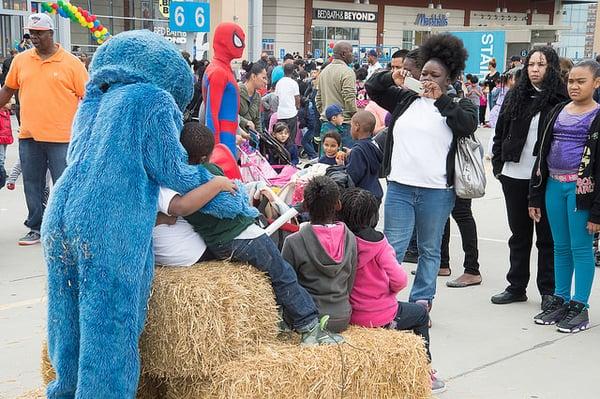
[403,251,419,264]
[18,231,41,246]
[557,301,589,333]
[534,296,568,325]
[541,294,554,310]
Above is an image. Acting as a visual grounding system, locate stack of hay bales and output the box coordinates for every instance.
[41,262,431,398]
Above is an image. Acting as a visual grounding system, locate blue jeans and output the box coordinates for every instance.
[19,139,68,232]
[0,144,6,188]
[545,178,596,306]
[209,233,319,330]
[384,182,455,302]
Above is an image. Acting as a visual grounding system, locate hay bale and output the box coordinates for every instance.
[163,377,213,399]
[41,340,55,386]
[41,340,163,399]
[140,262,280,379]
[202,326,431,399]
[15,387,46,399]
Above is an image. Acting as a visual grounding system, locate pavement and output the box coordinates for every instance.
[0,126,598,399]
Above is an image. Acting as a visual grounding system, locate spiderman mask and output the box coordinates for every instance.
[213,22,245,61]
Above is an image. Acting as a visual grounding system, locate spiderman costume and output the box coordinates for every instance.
[202,22,245,156]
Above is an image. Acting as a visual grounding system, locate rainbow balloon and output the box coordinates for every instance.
[41,1,111,45]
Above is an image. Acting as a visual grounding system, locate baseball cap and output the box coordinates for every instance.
[510,55,521,62]
[25,13,55,31]
[325,104,343,120]
[368,49,378,57]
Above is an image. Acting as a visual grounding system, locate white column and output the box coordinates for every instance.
[55,14,72,51]
[248,0,263,61]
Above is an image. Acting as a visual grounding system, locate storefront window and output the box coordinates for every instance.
[312,27,360,59]
[402,31,414,49]
[2,0,28,11]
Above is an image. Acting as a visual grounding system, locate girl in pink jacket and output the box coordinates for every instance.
[339,188,445,393]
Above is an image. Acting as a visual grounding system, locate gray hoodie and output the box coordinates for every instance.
[282,223,357,333]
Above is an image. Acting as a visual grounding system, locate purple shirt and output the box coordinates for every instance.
[547,106,600,175]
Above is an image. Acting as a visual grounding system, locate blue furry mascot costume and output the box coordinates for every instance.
[41,30,257,398]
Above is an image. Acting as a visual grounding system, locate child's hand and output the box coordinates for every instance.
[6,183,15,190]
[336,151,346,165]
[214,176,238,195]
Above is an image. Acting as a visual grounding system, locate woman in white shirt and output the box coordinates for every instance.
[490,47,568,307]
[365,34,477,311]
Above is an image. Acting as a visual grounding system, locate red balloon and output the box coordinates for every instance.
[82,10,89,18]
[97,24,104,31]
[90,15,97,22]
[77,6,82,12]
[51,3,58,9]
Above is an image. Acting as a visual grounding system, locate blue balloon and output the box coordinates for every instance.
[58,9,67,18]
[94,20,100,27]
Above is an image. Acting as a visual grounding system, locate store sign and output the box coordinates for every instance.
[414,13,448,26]
[450,31,506,78]
[154,26,188,44]
[159,0,169,18]
[313,8,378,23]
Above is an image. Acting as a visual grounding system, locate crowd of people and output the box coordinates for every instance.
[1,12,600,396]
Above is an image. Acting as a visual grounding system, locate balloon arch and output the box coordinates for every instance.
[41,1,111,45]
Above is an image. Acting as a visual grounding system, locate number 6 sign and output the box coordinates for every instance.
[169,1,210,32]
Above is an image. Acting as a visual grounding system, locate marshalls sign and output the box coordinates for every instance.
[451,31,506,79]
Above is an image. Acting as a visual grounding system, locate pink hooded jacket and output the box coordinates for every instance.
[349,234,408,327]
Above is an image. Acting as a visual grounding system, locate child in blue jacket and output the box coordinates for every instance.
[346,110,383,202]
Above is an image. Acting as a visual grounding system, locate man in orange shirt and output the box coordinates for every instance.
[0,13,88,245]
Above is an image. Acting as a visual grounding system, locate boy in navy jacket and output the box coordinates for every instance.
[347,110,383,202]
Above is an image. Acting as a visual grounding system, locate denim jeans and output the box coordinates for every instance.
[0,144,6,188]
[387,301,431,361]
[19,139,69,233]
[545,178,595,306]
[384,182,455,302]
[209,233,319,331]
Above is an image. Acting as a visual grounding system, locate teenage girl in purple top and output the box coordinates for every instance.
[529,60,600,333]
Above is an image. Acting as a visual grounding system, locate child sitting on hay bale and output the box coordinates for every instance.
[338,188,446,394]
[282,176,358,333]
[178,122,343,346]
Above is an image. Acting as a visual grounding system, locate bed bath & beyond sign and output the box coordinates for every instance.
[313,8,378,23]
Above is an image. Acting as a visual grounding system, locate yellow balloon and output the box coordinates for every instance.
[94,31,101,38]
[97,39,104,45]
[88,22,93,28]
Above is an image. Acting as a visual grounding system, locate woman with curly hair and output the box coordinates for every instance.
[491,46,568,307]
[365,34,478,321]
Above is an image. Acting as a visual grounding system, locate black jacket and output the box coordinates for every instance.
[365,71,478,187]
[491,88,568,177]
[529,102,600,223]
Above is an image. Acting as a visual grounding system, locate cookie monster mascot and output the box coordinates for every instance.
[41,30,257,398]
[202,22,246,156]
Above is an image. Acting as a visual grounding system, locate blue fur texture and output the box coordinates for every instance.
[41,30,256,399]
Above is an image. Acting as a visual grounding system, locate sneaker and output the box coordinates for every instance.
[300,315,345,346]
[534,295,568,325]
[18,231,41,246]
[557,301,589,333]
[431,370,447,394]
[403,251,419,264]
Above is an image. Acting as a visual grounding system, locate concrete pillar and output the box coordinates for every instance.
[594,3,600,57]
[248,0,263,62]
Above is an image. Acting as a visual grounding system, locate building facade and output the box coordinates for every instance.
[263,0,566,73]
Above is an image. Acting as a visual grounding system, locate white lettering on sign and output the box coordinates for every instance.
[153,26,187,44]
[313,8,377,23]
[480,34,494,76]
